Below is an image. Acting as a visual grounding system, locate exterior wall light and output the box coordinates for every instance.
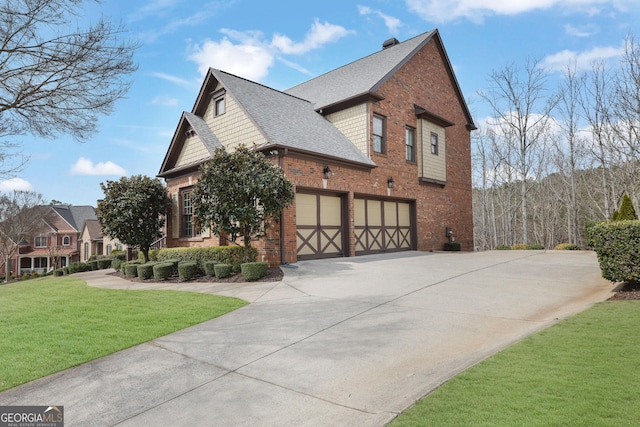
[387,177,395,189]
[323,166,333,179]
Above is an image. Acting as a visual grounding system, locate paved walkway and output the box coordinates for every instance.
[0,251,613,426]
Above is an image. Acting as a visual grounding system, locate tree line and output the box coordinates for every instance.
[472,35,640,250]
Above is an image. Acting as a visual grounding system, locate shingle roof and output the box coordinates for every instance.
[284,31,435,110]
[83,219,103,240]
[51,205,96,232]
[211,69,375,166]
[184,112,222,154]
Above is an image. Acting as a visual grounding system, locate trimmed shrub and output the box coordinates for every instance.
[554,243,580,250]
[214,263,233,279]
[495,244,511,250]
[526,244,544,250]
[204,260,218,277]
[53,269,64,277]
[97,258,113,269]
[62,267,69,275]
[617,194,638,221]
[137,263,157,280]
[89,260,99,271]
[124,263,139,278]
[511,243,528,250]
[153,263,174,281]
[68,261,91,274]
[587,220,640,283]
[241,262,268,281]
[163,258,180,275]
[443,242,461,251]
[178,261,200,281]
[111,259,123,271]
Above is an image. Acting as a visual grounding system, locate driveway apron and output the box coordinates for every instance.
[0,251,613,426]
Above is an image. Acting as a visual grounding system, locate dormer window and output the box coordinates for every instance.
[213,89,226,117]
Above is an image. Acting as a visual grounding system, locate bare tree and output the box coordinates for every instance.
[479,58,558,244]
[0,191,44,282]
[0,0,137,177]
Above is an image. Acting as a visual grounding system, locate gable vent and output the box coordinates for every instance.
[382,37,400,49]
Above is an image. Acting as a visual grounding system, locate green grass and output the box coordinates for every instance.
[0,276,247,391]
[391,301,640,426]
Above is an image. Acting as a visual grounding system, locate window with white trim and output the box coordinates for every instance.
[35,236,47,248]
[62,236,70,246]
[373,115,386,154]
[406,126,416,162]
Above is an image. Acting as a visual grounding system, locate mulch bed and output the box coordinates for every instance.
[608,281,640,301]
[109,267,284,284]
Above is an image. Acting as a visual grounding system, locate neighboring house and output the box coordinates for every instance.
[158,29,476,265]
[15,205,97,275]
[81,219,127,260]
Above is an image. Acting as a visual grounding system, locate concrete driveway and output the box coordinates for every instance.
[0,250,613,426]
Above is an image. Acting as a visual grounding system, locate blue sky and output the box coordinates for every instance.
[3,0,639,206]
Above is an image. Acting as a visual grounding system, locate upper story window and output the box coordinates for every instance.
[406,126,416,162]
[430,132,439,155]
[373,114,386,154]
[213,89,226,117]
[181,190,201,238]
[35,236,47,248]
[62,236,70,246]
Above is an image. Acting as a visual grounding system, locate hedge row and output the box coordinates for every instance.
[587,220,640,283]
[156,246,258,272]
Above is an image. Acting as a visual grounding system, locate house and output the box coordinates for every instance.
[80,219,127,260]
[16,205,97,275]
[158,29,476,265]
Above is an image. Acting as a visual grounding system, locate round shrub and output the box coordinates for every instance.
[62,267,69,275]
[554,243,580,250]
[178,261,200,281]
[204,260,218,277]
[214,263,233,279]
[97,258,112,269]
[137,263,157,280]
[241,262,268,281]
[153,263,174,281]
[124,263,139,278]
[495,244,511,250]
[54,269,64,277]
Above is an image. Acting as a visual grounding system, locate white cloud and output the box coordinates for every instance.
[150,72,197,89]
[70,158,126,176]
[188,20,354,81]
[564,23,598,37]
[358,5,403,34]
[541,44,624,71]
[151,95,180,107]
[0,178,33,192]
[406,0,624,23]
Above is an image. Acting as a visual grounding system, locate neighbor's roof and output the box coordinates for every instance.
[83,219,103,240]
[51,205,96,232]
[210,69,375,167]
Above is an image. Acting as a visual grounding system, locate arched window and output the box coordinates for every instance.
[63,236,70,246]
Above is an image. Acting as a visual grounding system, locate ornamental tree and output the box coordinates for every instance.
[96,175,169,263]
[192,146,294,261]
[617,193,637,221]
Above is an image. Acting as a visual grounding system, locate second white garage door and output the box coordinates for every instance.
[354,199,413,255]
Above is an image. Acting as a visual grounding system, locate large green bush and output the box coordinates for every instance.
[241,262,268,281]
[156,246,257,272]
[587,220,640,283]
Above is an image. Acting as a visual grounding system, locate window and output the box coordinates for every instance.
[406,127,416,162]
[84,242,89,261]
[430,132,439,155]
[62,236,70,246]
[35,236,47,248]
[213,89,226,116]
[106,244,112,254]
[34,257,47,269]
[181,190,201,238]
[373,115,386,153]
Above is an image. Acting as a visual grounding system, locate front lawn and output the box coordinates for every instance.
[0,276,247,392]
[390,301,640,426]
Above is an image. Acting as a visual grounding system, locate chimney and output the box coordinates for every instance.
[382,37,400,49]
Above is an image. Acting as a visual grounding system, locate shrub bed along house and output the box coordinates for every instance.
[587,220,640,283]
[156,246,258,272]
[241,262,268,281]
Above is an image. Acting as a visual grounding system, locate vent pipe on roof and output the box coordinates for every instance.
[382,37,400,49]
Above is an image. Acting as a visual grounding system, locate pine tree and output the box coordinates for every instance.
[616,194,637,220]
